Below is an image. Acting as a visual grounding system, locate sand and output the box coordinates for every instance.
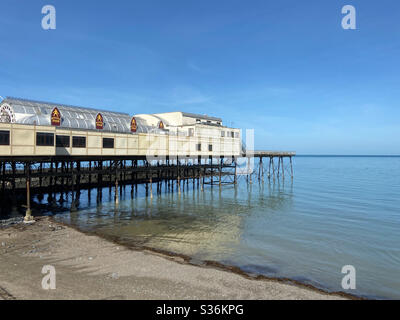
[0,217,348,300]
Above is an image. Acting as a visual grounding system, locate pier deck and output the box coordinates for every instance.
[243,151,296,157]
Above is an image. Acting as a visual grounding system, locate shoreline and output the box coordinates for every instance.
[86,227,361,300]
[0,216,356,300]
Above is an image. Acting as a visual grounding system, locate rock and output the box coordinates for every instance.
[0,216,24,227]
[110,273,119,279]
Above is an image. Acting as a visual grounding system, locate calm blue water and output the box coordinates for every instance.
[50,156,400,299]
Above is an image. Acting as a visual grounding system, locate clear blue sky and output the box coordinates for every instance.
[1,0,399,154]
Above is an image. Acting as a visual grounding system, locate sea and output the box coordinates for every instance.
[28,156,400,299]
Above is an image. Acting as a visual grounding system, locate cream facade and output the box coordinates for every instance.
[0,122,241,157]
[0,98,241,158]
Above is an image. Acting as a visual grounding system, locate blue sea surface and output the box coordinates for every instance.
[51,156,400,299]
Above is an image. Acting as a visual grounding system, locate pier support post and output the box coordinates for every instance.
[115,178,119,205]
[88,161,92,185]
[150,175,153,199]
[1,162,5,197]
[24,162,34,223]
[177,157,181,194]
[290,156,294,179]
[49,161,54,189]
[219,157,222,188]
[234,157,237,185]
[202,166,205,191]
[261,157,264,182]
[77,161,81,186]
[268,157,271,179]
[131,161,134,198]
[277,157,280,178]
[272,157,276,180]
[71,171,77,212]
[247,157,252,184]
[39,162,43,187]
[210,156,213,186]
[98,160,103,185]
[97,187,102,204]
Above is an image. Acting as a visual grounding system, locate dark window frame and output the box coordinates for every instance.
[56,135,70,148]
[196,143,201,151]
[72,136,86,148]
[36,132,54,147]
[102,137,114,149]
[0,130,10,146]
[208,144,213,152]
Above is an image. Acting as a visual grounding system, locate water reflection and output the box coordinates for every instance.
[52,179,293,263]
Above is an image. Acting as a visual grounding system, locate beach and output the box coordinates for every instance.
[0,216,347,300]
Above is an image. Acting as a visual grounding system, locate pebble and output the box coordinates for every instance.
[110,273,119,279]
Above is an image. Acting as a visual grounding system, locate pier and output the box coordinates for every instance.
[0,152,295,222]
[0,97,295,222]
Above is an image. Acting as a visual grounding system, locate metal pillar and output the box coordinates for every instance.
[115,178,119,204]
[24,162,34,223]
[290,156,294,179]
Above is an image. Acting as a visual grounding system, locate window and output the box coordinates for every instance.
[196,143,201,151]
[72,136,86,148]
[208,144,213,152]
[231,131,234,138]
[0,130,10,145]
[221,131,225,137]
[188,128,194,136]
[103,137,114,148]
[56,135,70,147]
[235,132,239,138]
[36,132,54,146]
